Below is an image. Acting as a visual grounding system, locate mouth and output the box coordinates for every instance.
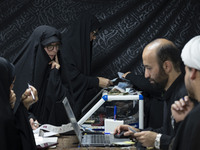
[49,55,55,59]
[149,79,155,84]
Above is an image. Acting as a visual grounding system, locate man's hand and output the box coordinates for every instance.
[98,77,113,88]
[21,85,38,110]
[49,55,60,69]
[114,125,140,138]
[134,131,157,147]
[171,96,194,122]
[10,89,16,109]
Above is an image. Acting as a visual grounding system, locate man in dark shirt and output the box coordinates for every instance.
[122,72,163,129]
[114,38,187,150]
[122,72,164,129]
[171,36,200,150]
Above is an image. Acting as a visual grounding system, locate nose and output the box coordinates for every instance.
[52,46,59,52]
[144,69,150,79]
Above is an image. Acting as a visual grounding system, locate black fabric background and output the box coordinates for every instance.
[0,0,200,79]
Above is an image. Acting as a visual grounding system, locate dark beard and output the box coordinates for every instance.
[151,80,166,90]
[156,77,168,89]
[148,67,168,90]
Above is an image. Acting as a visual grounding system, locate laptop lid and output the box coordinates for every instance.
[62,97,82,143]
[62,97,132,147]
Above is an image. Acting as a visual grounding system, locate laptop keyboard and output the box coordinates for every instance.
[91,134,110,144]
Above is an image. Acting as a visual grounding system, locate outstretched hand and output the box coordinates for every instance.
[98,77,113,88]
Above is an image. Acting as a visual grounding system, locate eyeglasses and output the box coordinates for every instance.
[45,44,60,51]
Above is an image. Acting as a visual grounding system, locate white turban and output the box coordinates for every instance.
[181,35,200,70]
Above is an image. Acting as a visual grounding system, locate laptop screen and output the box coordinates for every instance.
[62,97,82,143]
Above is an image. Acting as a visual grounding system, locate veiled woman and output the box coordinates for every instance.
[13,25,74,127]
[0,57,37,150]
[61,13,112,120]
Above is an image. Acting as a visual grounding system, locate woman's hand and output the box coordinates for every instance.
[29,118,40,130]
[21,85,38,110]
[10,90,16,109]
[98,77,113,88]
[49,55,60,69]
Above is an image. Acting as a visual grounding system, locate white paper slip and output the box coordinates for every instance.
[104,118,124,134]
[111,77,118,82]
[33,123,73,135]
[34,133,58,148]
[117,72,124,79]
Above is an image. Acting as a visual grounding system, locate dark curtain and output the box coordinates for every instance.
[0,0,200,79]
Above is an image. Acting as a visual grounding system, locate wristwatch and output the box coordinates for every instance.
[154,133,162,149]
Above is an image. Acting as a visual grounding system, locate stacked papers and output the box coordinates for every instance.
[34,134,58,148]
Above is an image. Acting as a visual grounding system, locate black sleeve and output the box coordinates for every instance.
[27,110,36,120]
[15,103,37,150]
[47,68,71,125]
[87,76,99,88]
[160,134,173,150]
[126,73,161,96]
[143,126,164,133]
[67,63,99,89]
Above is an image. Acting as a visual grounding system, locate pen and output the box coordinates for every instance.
[104,132,111,135]
[128,127,138,133]
[114,105,117,120]
[28,83,35,100]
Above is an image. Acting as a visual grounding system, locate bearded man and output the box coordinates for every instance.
[114,38,187,150]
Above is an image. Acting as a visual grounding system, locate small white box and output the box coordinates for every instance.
[104,118,124,134]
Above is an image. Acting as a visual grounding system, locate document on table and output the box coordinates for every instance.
[34,133,58,148]
[33,123,73,137]
[33,123,73,148]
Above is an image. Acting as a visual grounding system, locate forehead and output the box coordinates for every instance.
[185,66,190,72]
[142,47,158,67]
[46,42,60,46]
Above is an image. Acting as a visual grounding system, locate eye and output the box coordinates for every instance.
[147,67,152,70]
[145,66,152,71]
[47,45,54,50]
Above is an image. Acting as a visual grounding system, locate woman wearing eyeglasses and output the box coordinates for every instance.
[61,12,113,120]
[13,25,74,128]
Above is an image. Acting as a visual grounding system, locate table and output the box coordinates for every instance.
[48,135,138,150]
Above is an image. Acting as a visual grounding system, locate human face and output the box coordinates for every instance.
[184,66,194,98]
[10,78,16,108]
[90,30,98,41]
[10,77,16,90]
[143,48,168,89]
[44,42,60,60]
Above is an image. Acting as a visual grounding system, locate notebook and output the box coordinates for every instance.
[62,97,131,147]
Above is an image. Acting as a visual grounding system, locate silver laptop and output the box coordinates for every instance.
[62,97,130,147]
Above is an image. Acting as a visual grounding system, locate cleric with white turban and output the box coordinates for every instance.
[181,35,200,70]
